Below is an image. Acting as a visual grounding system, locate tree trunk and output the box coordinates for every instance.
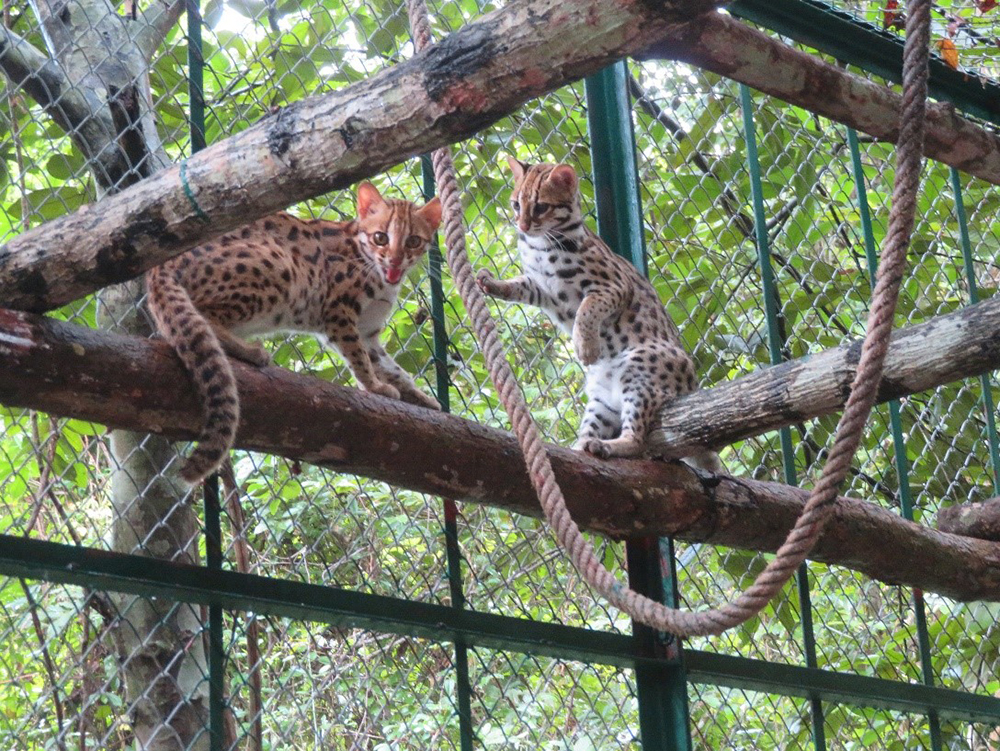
[3,307,1000,602]
[5,1,208,747]
[3,0,1000,314]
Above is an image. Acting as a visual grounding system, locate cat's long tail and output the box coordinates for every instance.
[145,266,239,484]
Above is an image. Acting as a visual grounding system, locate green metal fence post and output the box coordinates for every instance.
[188,2,222,748]
[950,167,1000,493]
[739,83,827,751]
[422,156,476,751]
[848,126,943,750]
[585,61,692,751]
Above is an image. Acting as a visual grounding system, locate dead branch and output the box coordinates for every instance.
[1,307,999,602]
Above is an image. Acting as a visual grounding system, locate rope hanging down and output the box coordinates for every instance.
[407,0,932,636]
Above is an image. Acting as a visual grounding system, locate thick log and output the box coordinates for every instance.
[2,308,999,602]
[651,294,1000,455]
[5,2,1000,314]
[638,12,1000,184]
[0,0,719,314]
[937,500,1000,542]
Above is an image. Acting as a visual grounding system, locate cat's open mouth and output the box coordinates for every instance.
[385,266,403,284]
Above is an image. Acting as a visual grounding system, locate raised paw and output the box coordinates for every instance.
[368,380,401,400]
[476,269,502,298]
[241,344,272,367]
[572,327,601,366]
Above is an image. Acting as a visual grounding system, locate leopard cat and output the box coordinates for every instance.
[477,157,720,471]
[146,182,442,484]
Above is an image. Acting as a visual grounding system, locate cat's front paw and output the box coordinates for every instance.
[243,344,272,367]
[368,380,401,400]
[572,328,601,366]
[574,438,611,459]
[476,269,503,298]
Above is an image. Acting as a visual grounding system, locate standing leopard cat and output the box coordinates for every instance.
[477,158,719,470]
[147,182,442,484]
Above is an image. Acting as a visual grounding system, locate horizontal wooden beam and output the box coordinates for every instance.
[2,307,998,602]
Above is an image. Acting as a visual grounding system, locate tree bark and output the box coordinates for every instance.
[650,294,1000,455]
[937,499,1000,542]
[4,1,1000,313]
[636,12,1000,183]
[3,308,1000,602]
[5,1,208,748]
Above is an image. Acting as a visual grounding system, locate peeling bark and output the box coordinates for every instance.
[2,308,999,602]
[937,499,1000,542]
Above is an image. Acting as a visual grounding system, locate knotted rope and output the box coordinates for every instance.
[407,0,931,635]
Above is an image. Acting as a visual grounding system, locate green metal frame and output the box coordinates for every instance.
[3,1,1000,746]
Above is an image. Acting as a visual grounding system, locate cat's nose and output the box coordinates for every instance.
[518,217,531,232]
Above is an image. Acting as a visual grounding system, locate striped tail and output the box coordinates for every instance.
[146,266,239,484]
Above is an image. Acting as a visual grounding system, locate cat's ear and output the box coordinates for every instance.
[417,196,442,230]
[506,155,528,180]
[548,164,578,192]
[357,182,387,218]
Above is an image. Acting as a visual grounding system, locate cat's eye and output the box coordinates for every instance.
[371,231,389,246]
[404,235,423,249]
[511,200,520,213]
[533,202,550,216]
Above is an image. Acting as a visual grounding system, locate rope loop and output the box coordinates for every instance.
[407,0,932,636]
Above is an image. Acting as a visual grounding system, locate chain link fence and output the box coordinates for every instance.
[1,0,999,749]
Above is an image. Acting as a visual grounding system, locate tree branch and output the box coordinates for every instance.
[134,0,185,60]
[2,307,999,602]
[0,25,96,136]
[3,2,1000,314]
[636,12,1000,183]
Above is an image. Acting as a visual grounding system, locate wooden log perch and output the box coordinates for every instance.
[638,13,1000,184]
[937,500,1000,542]
[651,293,1000,454]
[4,1,1000,314]
[2,307,999,602]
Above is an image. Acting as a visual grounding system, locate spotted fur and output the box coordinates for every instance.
[146,182,442,483]
[478,158,719,470]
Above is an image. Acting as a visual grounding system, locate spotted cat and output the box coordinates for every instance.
[477,158,719,470]
[146,183,442,483]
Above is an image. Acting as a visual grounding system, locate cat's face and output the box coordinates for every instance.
[506,158,582,237]
[357,183,442,285]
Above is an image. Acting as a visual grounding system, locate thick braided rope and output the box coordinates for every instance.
[408,0,931,635]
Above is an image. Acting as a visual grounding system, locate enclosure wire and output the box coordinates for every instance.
[406,0,932,635]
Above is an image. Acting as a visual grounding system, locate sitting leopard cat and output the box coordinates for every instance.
[477,158,720,470]
[147,182,442,483]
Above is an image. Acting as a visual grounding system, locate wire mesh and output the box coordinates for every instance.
[1,0,999,749]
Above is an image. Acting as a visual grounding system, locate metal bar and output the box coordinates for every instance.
[188,4,219,747]
[3,535,1000,723]
[740,83,826,750]
[204,475,225,751]
[729,0,1000,127]
[421,155,475,751]
[847,126,942,750]
[586,61,690,751]
[950,167,1000,494]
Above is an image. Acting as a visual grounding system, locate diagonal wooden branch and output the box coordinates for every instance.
[0,25,102,139]
[2,307,999,602]
[4,1,1000,314]
[134,0,186,60]
[637,12,1000,183]
[651,294,1000,456]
